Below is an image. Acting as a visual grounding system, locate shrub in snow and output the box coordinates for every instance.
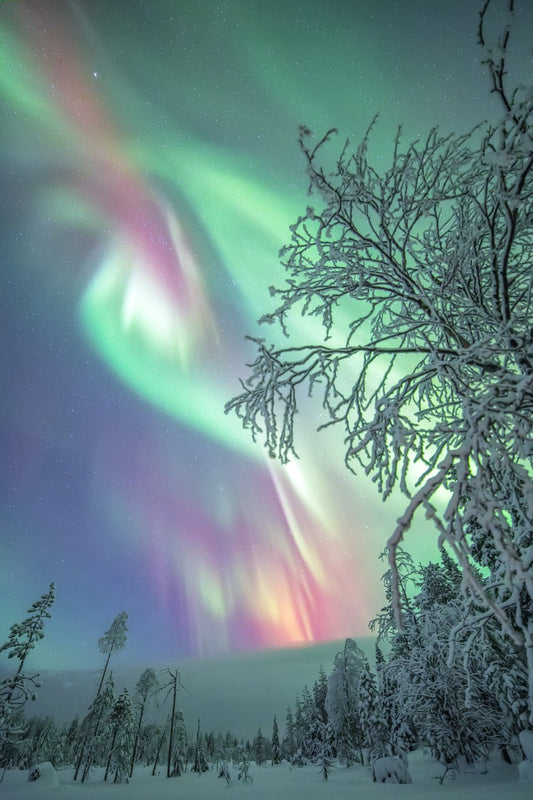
[28,761,59,788]
[218,762,231,784]
[372,755,411,784]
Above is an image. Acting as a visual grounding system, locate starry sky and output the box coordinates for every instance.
[1,0,531,672]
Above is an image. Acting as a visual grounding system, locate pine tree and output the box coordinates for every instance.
[357,657,379,763]
[0,584,55,674]
[318,721,335,780]
[313,667,328,724]
[95,612,128,698]
[0,584,55,770]
[73,612,127,781]
[326,638,365,764]
[129,668,158,778]
[271,716,281,765]
[254,727,265,765]
[78,672,115,782]
[192,718,208,773]
[282,707,296,761]
[104,688,134,783]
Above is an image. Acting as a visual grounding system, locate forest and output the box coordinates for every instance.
[1,547,533,792]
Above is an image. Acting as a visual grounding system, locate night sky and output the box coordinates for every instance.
[1,0,531,672]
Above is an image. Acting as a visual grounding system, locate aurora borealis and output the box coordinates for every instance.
[2,0,531,670]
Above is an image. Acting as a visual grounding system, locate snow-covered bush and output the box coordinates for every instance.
[28,761,58,788]
[372,754,411,784]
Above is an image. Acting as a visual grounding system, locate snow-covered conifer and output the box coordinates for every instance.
[73,611,127,781]
[129,667,158,778]
[326,638,365,764]
[357,657,379,763]
[254,727,266,765]
[282,707,296,761]
[104,688,134,783]
[78,672,115,782]
[271,716,281,764]
[0,584,55,769]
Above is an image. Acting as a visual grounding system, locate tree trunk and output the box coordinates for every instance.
[73,646,114,781]
[166,676,178,778]
[152,724,167,776]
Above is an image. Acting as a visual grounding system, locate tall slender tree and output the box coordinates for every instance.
[271,716,281,765]
[78,672,116,782]
[0,583,55,772]
[73,611,128,781]
[129,667,158,778]
[95,612,128,698]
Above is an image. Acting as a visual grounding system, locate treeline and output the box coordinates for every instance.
[1,546,530,784]
[1,681,273,783]
[279,548,527,777]
[0,594,275,783]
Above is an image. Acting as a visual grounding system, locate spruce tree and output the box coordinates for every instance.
[282,707,296,761]
[79,672,115,781]
[95,612,128,698]
[253,728,265,765]
[129,667,158,778]
[326,638,365,764]
[0,583,55,770]
[271,716,281,765]
[104,688,134,783]
[357,657,379,763]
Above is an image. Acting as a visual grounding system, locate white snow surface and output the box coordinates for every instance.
[519,730,533,762]
[1,751,532,800]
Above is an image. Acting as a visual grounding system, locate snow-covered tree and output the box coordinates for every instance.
[253,727,266,765]
[237,745,253,782]
[282,707,296,761]
[73,612,127,781]
[294,685,323,761]
[192,718,208,773]
[95,612,128,698]
[357,657,380,763]
[77,672,115,782]
[129,667,158,778]
[326,638,365,764]
[104,688,134,783]
[313,667,328,725]
[317,721,335,780]
[226,0,533,724]
[271,716,281,764]
[0,583,55,770]
[62,717,80,766]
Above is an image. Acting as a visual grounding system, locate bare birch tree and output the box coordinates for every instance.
[226,0,533,724]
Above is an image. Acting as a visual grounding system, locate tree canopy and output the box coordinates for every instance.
[226,0,533,723]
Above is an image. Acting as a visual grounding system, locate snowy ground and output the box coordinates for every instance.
[1,751,532,800]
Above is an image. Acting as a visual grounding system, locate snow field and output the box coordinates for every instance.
[1,751,532,800]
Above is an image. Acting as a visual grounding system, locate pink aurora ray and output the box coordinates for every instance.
[9,0,368,655]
